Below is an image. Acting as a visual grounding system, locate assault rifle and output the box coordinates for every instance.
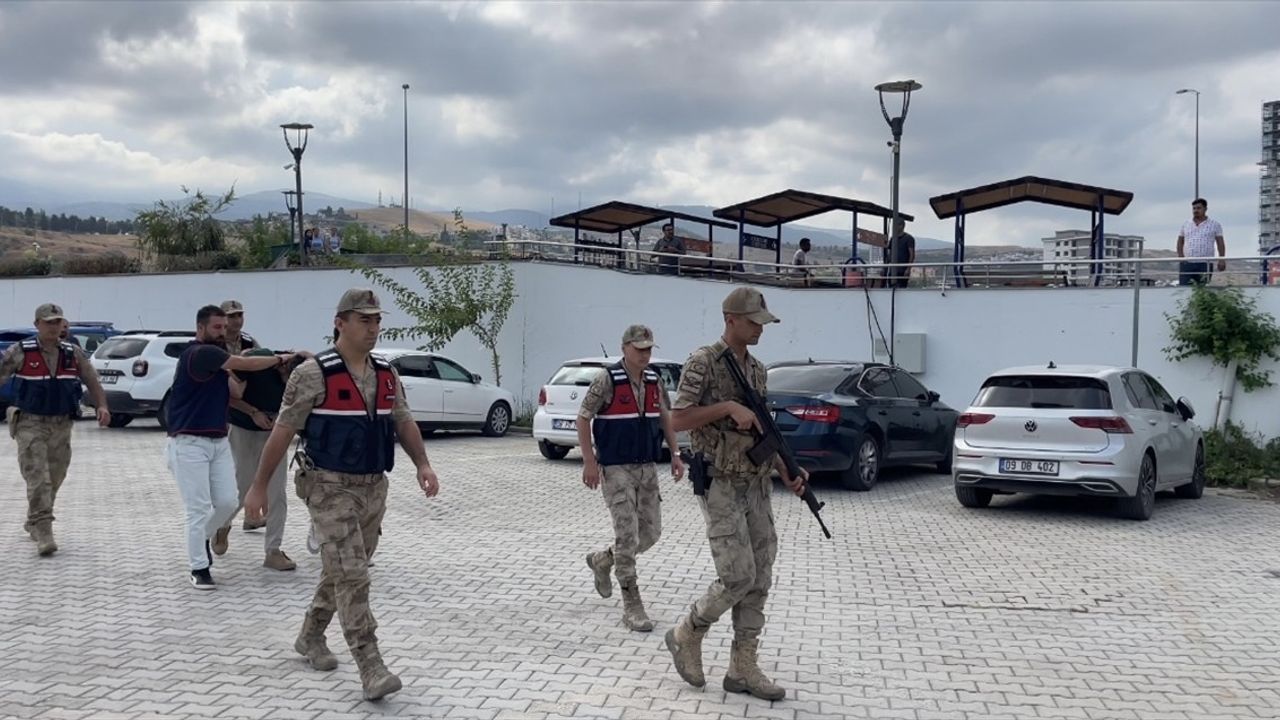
[719,347,832,539]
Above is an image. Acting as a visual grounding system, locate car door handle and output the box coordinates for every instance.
[912,411,922,416]
[877,410,888,416]
[1147,419,1158,426]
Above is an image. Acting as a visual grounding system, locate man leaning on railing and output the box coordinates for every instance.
[652,223,686,275]
[1176,198,1226,286]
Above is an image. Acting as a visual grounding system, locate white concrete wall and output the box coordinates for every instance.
[4,263,1278,437]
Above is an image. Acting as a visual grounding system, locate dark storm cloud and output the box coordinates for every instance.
[2,0,1278,246]
[0,1,198,92]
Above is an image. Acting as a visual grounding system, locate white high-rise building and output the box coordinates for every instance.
[1042,229,1144,282]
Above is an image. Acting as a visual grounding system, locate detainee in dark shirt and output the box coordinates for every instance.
[167,305,296,590]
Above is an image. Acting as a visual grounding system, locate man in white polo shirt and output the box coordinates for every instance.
[1176,198,1226,286]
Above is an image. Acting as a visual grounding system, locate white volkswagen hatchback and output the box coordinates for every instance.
[373,349,516,436]
[953,364,1205,520]
[532,356,684,460]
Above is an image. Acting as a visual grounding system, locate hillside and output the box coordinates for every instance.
[349,206,498,236]
[0,228,138,261]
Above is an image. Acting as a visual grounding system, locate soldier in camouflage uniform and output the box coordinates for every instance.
[663,287,808,701]
[243,288,440,702]
[578,325,685,632]
[0,303,112,556]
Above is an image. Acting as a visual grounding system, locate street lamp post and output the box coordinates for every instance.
[1177,88,1200,199]
[281,122,314,265]
[282,190,299,254]
[876,78,922,366]
[402,83,410,239]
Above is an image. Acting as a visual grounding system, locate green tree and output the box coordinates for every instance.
[347,210,516,384]
[235,214,292,268]
[1165,284,1280,428]
[134,185,236,264]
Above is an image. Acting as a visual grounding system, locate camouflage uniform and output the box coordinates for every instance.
[579,368,668,587]
[275,354,413,686]
[665,286,787,701]
[1,339,99,553]
[675,339,776,639]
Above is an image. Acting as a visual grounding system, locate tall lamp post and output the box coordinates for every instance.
[876,78,922,366]
[402,83,410,238]
[281,122,314,265]
[282,190,299,250]
[1176,88,1200,199]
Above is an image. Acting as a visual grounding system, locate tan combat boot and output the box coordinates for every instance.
[619,583,654,632]
[723,639,785,701]
[352,644,402,701]
[33,522,58,556]
[585,549,613,598]
[663,614,708,687]
[293,609,338,671]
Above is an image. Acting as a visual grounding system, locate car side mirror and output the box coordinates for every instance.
[1175,397,1195,421]
[926,391,940,404]
[472,373,482,384]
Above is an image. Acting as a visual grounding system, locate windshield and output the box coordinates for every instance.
[94,337,150,360]
[768,365,859,393]
[549,362,682,391]
[549,363,607,386]
[974,375,1112,410]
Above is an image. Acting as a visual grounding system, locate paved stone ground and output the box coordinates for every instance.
[2,422,1279,720]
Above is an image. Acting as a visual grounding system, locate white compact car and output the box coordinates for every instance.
[374,349,516,436]
[87,331,197,428]
[533,356,684,460]
[953,364,1205,521]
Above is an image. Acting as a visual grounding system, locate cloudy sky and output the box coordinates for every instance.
[1,0,1278,249]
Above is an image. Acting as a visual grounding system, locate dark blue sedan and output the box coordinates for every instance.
[767,360,958,491]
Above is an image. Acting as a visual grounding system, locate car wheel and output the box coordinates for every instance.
[1175,444,1206,499]
[1118,452,1157,521]
[538,439,571,460]
[156,393,170,431]
[840,435,880,491]
[482,402,511,437]
[955,485,993,508]
[107,414,134,428]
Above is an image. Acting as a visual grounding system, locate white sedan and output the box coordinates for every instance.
[953,364,1205,521]
[532,355,685,459]
[374,349,516,437]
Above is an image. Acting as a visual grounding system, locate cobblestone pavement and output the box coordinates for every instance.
[2,422,1279,720]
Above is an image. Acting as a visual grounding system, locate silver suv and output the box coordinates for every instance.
[87,331,196,428]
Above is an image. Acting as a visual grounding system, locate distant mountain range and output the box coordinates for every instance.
[0,184,951,250]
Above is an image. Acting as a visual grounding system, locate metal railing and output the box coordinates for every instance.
[488,238,1280,289]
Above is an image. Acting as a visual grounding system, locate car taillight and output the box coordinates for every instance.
[785,404,840,424]
[538,388,547,406]
[1070,416,1133,433]
[957,412,994,428]
[131,359,148,377]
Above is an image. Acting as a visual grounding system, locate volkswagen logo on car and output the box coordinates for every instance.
[1024,420,1038,432]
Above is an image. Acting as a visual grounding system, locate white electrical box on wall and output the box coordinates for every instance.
[872,333,926,373]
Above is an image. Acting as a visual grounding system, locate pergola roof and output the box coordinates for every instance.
[929,176,1134,219]
[712,189,913,228]
[549,201,736,234]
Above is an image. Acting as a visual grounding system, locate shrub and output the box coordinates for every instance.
[155,251,241,272]
[1203,422,1280,488]
[0,257,52,277]
[60,253,141,275]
